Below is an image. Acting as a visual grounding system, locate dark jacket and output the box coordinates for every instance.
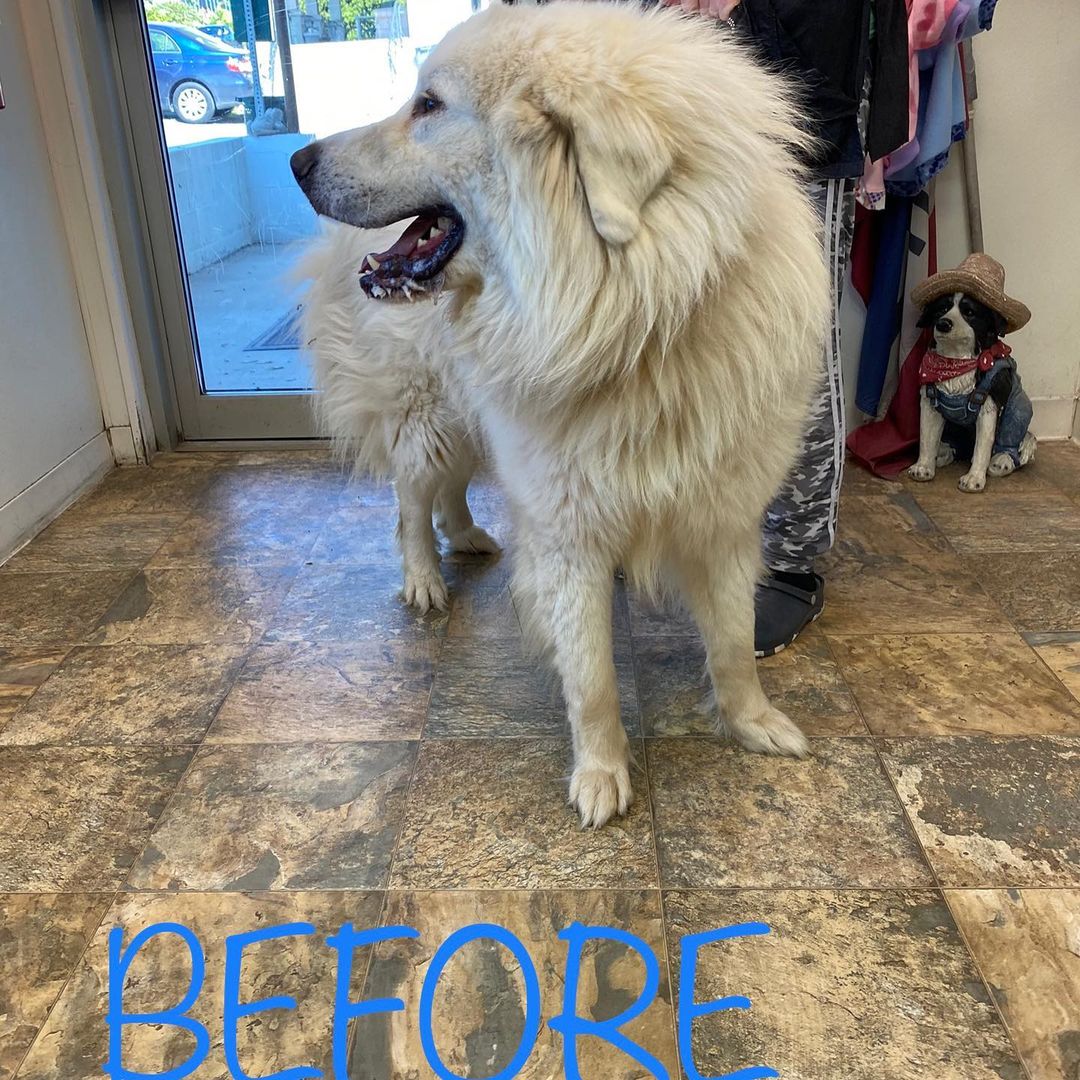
[730,0,907,178]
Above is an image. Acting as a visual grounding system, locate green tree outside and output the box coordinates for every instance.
[316,0,392,40]
[144,1,232,29]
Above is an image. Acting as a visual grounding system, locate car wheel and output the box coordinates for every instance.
[172,81,215,124]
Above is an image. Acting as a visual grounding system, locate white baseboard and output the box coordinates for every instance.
[0,432,113,564]
[1030,396,1079,441]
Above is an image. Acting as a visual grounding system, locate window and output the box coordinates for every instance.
[149,29,180,54]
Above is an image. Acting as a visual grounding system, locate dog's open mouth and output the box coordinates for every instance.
[358,207,464,301]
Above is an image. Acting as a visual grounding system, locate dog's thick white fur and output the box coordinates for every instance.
[297,2,829,826]
[299,227,498,612]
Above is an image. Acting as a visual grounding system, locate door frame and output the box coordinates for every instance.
[88,0,319,442]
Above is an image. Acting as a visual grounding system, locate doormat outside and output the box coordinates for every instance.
[245,305,303,351]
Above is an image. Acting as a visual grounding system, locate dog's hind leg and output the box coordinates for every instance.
[675,534,809,759]
[526,545,631,828]
[434,453,500,556]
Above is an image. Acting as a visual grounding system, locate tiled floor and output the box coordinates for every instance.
[2,444,1080,1079]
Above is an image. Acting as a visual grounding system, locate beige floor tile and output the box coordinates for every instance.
[1033,440,1080,499]
[146,507,323,568]
[425,635,638,737]
[917,491,1080,553]
[0,571,133,646]
[207,640,436,742]
[949,888,1080,1080]
[16,890,382,1080]
[880,736,1080,886]
[0,644,247,745]
[192,463,347,515]
[663,889,1021,1080]
[648,738,930,888]
[0,746,192,891]
[127,741,414,891]
[307,504,403,564]
[0,892,112,1080]
[634,631,864,736]
[0,648,67,724]
[829,632,1080,735]
[391,738,656,889]
[445,581,521,639]
[265,565,449,643]
[89,567,294,645]
[974,553,1080,634]
[64,464,213,516]
[818,552,1009,634]
[1029,632,1080,701]
[3,513,188,573]
[352,890,677,1080]
[833,492,952,559]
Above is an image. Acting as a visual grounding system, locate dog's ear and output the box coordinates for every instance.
[916,306,936,329]
[561,97,672,245]
[506,83,673,245]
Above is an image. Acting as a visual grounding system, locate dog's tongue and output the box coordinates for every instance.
[374,215,434,262]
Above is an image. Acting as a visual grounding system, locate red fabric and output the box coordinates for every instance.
[849,204,881,305]
[845,206,941,478]
[846,329,932,477]
[919,341,1011,385]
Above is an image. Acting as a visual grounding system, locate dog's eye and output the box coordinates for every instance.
[413,93,443,118]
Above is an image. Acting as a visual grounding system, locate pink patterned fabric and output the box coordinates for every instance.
[857,0,961,210]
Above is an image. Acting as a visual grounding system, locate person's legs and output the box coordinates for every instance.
[756,177,856,656]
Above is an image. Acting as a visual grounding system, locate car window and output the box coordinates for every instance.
[149,29,181,54]
[176,26,238,53]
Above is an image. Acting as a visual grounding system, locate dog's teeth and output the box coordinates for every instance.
[364,254,381,271]
[429,228,443,241]
[437,216,451,232]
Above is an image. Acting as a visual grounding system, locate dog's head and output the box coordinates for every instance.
[292,2,815,397]
[917,291,1007,358]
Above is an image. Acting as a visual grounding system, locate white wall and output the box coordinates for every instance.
[972,0,1080,437]
[0,0,111,559]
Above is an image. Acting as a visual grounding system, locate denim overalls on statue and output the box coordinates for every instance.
[927,356,1034,467]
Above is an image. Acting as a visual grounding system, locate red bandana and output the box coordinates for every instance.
[919,340,1011,386]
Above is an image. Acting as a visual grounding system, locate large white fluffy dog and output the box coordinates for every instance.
[293,2,829,827]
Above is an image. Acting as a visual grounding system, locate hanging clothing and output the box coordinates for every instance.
[855,195,912,414]
[846,190,939,476]
[730,0,871,178]
[886,0,974,194]
[865,0,910,162]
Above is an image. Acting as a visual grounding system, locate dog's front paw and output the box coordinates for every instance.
[724,705,809,759]
[401,567,449,612]
[958,471,987,493]
[907,462,936,482]
[569,762,632,829]
[448,525,501,556]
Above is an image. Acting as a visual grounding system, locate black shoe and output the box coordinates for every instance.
[754,572,824,658]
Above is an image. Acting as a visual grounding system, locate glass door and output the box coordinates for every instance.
[115,0,487,440]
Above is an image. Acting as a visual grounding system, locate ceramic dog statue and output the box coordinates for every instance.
[907,253,1034,493]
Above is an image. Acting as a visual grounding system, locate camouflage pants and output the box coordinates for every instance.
[762,178,857,575]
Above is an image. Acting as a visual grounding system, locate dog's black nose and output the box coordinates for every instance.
[290,143,320,190]
[935,317,953,334]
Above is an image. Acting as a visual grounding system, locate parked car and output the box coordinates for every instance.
[197,24,239,45]
[147,22,254,124]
